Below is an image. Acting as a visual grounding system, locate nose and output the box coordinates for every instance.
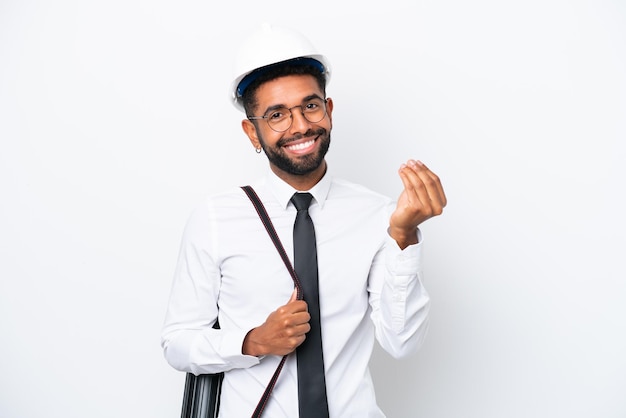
[288,106,311,133]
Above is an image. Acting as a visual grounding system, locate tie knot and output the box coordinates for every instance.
[291,192,313,211]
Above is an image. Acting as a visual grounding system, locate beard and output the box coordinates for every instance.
[259,128,331,176]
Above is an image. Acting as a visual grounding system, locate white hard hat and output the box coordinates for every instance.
[230,23,332,112]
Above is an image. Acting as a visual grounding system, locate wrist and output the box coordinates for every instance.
[388,226,419,250]
[242,328,264,357]
[242,329,256,356]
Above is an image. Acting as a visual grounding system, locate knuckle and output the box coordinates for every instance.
[414,181,426,192]
[288,338,301,351]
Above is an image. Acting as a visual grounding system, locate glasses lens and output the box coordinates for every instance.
[267,98,327,132]
[267,109,292,132]
[302,98,326,124]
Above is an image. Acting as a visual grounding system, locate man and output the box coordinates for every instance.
[162,23,446,417]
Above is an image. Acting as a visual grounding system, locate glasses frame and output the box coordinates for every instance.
[247,98,328,133]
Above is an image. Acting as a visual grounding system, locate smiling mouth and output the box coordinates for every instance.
[285,138,316,152]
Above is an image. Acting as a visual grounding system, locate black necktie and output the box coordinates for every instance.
[291,192,329,418]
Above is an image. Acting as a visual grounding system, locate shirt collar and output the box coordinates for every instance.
[266,166,332,210]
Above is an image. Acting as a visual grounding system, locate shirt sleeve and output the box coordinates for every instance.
[368,226,431,359]
[160,202,261,375]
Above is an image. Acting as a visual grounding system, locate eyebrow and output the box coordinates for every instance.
[262,94,324,115]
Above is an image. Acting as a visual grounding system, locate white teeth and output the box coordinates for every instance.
[286,139,315,151]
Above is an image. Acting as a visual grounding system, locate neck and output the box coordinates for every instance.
[271,160,327,191]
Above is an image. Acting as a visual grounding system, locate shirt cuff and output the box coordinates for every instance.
[218,328,262,369]
[385,228,423,275]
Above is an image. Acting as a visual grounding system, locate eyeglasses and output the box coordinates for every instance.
[247,97,328,132]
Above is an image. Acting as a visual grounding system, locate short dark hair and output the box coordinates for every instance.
[242,64,326,116]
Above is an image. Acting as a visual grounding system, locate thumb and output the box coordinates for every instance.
[288,287,299,303]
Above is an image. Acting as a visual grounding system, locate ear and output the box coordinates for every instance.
[325,97,334,125]
[242,119,261,150]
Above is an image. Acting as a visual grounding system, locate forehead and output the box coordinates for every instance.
[254,74,322,110]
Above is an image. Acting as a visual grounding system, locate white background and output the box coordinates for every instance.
[1,1,625,417]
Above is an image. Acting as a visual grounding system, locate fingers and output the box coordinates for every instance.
[418,160,447,209]
[398,162,432,214]
[277,296,310,331]
[284,289,307,314]
[270,301,311,353]
[399,160,447,215]
[284,312,311,336]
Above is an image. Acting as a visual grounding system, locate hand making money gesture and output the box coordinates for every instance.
[389,159,447,249]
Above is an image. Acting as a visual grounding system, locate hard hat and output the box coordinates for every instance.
[230,23,332,112]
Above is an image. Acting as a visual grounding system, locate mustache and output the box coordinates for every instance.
[276,128,326,147]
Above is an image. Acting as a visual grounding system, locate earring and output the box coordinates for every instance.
[255,147,262,154]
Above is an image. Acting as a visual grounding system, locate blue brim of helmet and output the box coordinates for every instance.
[236,57,325,99]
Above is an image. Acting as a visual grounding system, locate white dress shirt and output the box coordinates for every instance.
[161,168,430,417]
